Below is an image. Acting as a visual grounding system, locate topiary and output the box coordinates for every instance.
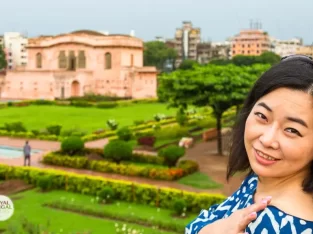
[158,145,185,167]
[61,136,84,156]
[116,127,133,141]
[103,140,132,163]
[173,199,187,216]
[97,186,115,204]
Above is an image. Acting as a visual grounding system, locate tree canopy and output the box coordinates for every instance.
[158,63,271,155]
[143,41,177,71]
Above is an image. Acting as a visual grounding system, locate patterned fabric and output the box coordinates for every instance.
[185,175,313,234]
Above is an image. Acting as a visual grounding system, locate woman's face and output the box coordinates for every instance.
[244,87,313,178]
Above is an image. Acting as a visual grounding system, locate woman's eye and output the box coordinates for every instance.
[285,128,302,137]
[254,112,267,120]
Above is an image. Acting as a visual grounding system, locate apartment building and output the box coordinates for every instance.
[270,37,303,57]
[231,29,270,57]
[3,32,28,70]
[173,21,201,67]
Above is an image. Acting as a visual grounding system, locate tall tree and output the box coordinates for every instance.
[144,41,177,71]
[0,45,7,70]
[158,64,270,155]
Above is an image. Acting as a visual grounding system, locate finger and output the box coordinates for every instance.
[238,211,258,231]
[243,196,271,216]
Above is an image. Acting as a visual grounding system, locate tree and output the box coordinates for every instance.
[144,41,177,71]
[158,64,270,155]
[0,45,7,70]
[178,59,199,70]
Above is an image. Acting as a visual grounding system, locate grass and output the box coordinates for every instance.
[0,189,196,234]
[0,104,178,133]
[178,172,222,189]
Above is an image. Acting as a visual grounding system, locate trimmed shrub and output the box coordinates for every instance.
[96,102,118,109]
[36,175,52,191]
[173,199,187,216]
[4,122,27,132]
[176,109,188,126]
[61,136,84,155]
[103,140,132,163]
[116,127,133,141]
[70,101,94,107]
[97,186,115,203]
[154,126,189,140]
[106,119,118,130]
[158,146,185,167]
[46,124,62,136]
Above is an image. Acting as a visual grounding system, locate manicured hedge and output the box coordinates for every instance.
[0,130,64,141]
[0,164,225,212]
[42,152,198,181]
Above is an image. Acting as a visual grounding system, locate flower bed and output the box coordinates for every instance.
[42,151,199,181]
[0,164,225,212]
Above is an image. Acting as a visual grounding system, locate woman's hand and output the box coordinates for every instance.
[199,196,272,234]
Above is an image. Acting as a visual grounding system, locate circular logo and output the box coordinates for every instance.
[0,195,14,221]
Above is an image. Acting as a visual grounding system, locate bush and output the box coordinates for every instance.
[46,124,62,136]
[36,175,52,191]
[31,100,55,105]
[106,119,118,130]
[173,199,187,216]
[97,186,115,203]
[4,122,27,132]
[60,128,86,137]
[103,140,132,163]
[133,120,145,126]
[137,136,156,147]
[61,136,84,155]
[71,101,94,107]
[158,146,185,167]
[117,127,133,141]
[154,126,189,140]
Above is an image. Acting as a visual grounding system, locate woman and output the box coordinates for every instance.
[186,55,313,233]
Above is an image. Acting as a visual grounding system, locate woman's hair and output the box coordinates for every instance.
[227,55,313,193]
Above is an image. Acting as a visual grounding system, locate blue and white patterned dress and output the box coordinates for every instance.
[185,175,313,234]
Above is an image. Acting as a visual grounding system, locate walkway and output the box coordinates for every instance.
[0,134,243,196]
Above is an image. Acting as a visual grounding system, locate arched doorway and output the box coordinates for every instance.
[71,81,80,97]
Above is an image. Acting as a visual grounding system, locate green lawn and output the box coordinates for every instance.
[0,189,197,234]
[178,172,222,189]
[0,104,178,133]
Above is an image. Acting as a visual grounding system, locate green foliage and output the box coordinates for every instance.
[144,41,177,70]
[0,45,7,69]
[97,186,115,203]
[178,59,199,70]
[36,175,52,191]
[154,125,189,140]
[61,136,84,155]
[106,119,118,130]
[96,102,118,108]
[158,145,185,167]
[158,63,270,154]
[103,140,133,163]
[4,122,27,132]
[173,199,187,216]
[116,127,133,141]
[176,108,188,126]
[46,124,62,136]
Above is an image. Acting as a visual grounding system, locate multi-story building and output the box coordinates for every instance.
[196,41,231,64]
[173,21,201,67]
[270,37,303,57]
[231,29,270,57]
[296,45,313,57]
[3,32,28,70]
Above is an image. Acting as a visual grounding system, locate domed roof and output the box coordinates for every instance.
[70,30,107,36]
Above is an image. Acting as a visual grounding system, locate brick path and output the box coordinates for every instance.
[0,135,243,196]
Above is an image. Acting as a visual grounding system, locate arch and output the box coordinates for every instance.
[71,81,80,97]
[36,53,42,68]
[105,52,112,69]
[68,51,76,71]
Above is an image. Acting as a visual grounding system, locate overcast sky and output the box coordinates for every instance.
[2,0,313,44]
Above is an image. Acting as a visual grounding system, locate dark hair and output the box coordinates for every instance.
[227,56,313,194]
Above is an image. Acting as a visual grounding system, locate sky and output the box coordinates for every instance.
[2,0,313,44]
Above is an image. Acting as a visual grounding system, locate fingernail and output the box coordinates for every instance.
[262,200,267,204]
[265,196,272,200]
[249,211,257,217]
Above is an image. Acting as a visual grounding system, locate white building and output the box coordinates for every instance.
[3,32,28,70]
[270,37,303,57]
